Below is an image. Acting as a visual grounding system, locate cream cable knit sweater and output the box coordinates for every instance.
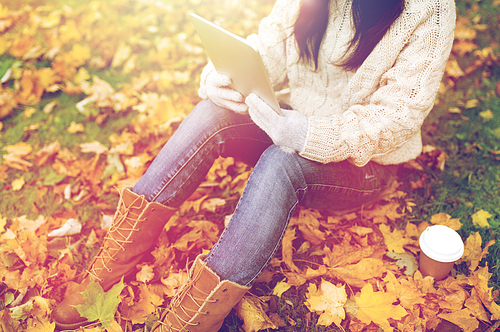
[201,0,456,166]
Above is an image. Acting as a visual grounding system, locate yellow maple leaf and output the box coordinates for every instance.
[305,279,347,327]
[281,226,299,272]
[446,59,465,80]
[235,296,277,332]
[67,121,85,133]
[11,176,25,191]
[26,317,55,332]
[330,258,386,288]
[59,20,82,44]
[125,284,163,324]
[430,212,462,230]
[355,283,408,332]
[479,109,494,121]
[438,308,479,332]
[62,43,91,67]
[383,271,425,310]
[0,214,7,233]
[3,141,32,156]
[468,266,500,320]
[111,41,132,68]
[136,264,154,283]
[461,232,495,272]
[465,289,490,322]
[79,141,108,155]
[290,209,327,245]
[361,201,404,223]
[379,224,408,253]
[272,280,291,297]
[471,209,492,228]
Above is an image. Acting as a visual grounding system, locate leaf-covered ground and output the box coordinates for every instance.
[1,0,500,331]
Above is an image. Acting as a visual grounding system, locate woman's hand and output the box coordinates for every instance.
[246,93,308,153]
[198,62,248,114]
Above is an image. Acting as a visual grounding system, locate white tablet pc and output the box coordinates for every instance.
[190,13,282,115]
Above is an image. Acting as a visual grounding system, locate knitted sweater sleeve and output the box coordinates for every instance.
[300,0,456,166]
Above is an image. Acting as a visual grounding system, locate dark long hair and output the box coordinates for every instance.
[294,0,405,71]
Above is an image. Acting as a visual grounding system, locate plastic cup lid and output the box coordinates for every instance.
[419,225,464,262]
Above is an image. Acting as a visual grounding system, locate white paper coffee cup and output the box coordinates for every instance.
[418,225,464,280]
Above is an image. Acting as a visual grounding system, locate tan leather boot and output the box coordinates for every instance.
[53,187,176,330]
[151,254,250,332]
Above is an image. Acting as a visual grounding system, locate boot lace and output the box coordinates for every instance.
[155,259,217,332]
[87,194,147,282]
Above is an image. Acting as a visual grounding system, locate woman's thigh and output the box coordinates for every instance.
[297,158,394,212]
[133,100,272,206]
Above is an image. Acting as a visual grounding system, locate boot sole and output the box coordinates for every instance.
[55,319,98,331]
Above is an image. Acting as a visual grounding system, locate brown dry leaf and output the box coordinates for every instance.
[305,279,347,327]
[355,283,408,332]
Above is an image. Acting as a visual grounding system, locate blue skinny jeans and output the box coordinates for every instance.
[133,100,394,286]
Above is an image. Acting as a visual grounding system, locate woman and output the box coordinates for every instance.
[53,0,456,330]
